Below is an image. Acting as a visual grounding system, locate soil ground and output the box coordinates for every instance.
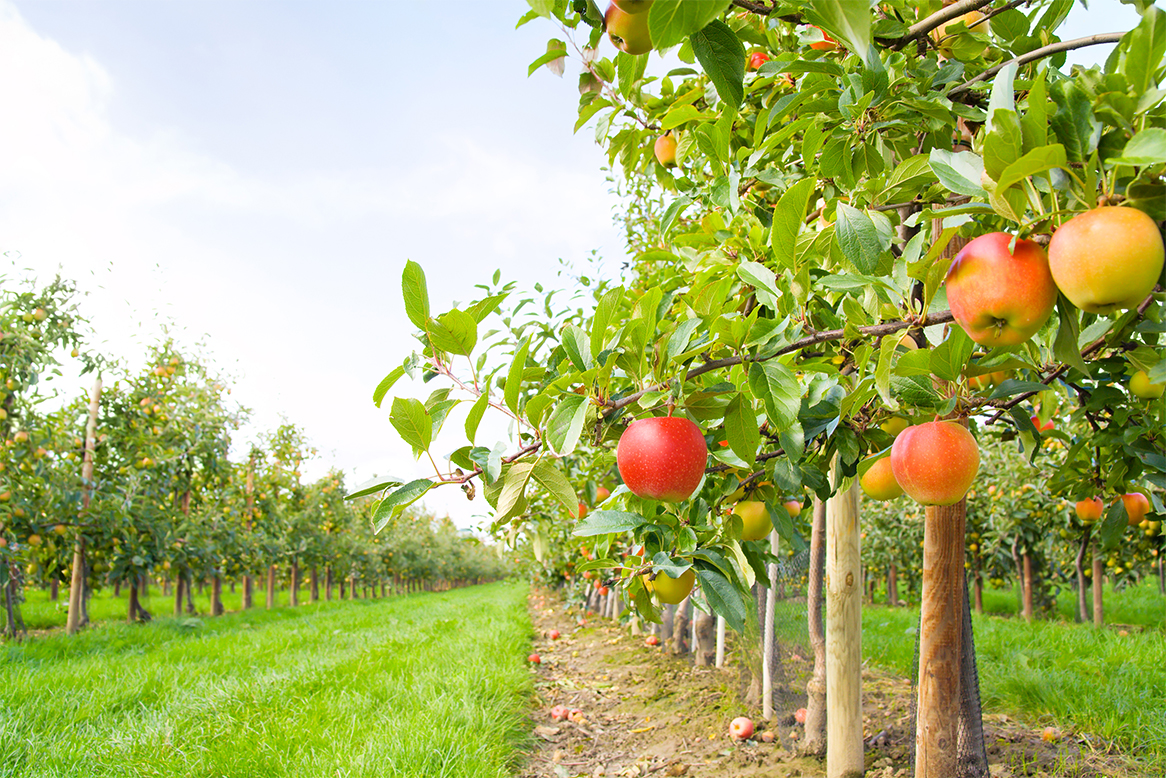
[519,589,1148,778]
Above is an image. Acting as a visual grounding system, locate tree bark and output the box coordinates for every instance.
[326,566,333,600]
[1092,543,1104,627]
[174,574,184,617]
[915,499,966,778]
[826,480,862,778]
[185,572,195,614]
[888,562,899,607]
[1075,528,1091,623]
[3,566,26,639]
[128,578,152,623]
[973,573,983,615]
[289,562,299,607]
[310,567,319,602]
[211,575,224,616]
[1021,553,1034,621]
[266,565,277,609]
[672,596,690,655]
[801,497,828,757]
[763,530,779,720]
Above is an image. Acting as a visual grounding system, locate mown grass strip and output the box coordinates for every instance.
[0,582,534,778]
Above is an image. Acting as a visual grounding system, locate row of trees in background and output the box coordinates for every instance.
[0,271,505,639]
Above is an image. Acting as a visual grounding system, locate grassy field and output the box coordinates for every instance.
[863,579,1166,772]
[0,582,534,778]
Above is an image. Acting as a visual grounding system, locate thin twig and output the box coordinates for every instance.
[949,33,1126,97]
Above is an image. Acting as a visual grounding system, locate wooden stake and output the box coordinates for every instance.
[67,377,102,635]
[915,499,966,778]
[763,529,778,720]
[826,478,862,778]
[715,615,725,667]
[802,497,828,756]
[1092,543,1104,627]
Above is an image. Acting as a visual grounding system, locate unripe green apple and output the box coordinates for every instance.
[605,3,652,55]
[860,457,903,501]
[930,11,988,57]
[881,416,910,438]
[1048,207,1165,314]
[890,420,979,506]
[734,500,771,541]
[654,133,677,167]
[1129,369,1164,400]
[646,567,695,604]
[945,233,1057,347]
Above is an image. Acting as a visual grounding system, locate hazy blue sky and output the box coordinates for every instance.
[0,0,1146,528]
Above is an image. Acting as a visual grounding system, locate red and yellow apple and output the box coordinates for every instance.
[809,27,837,50]
[596,486,611,503]
[654,133,677,167]
[1075,497,1103,524]
[945,233,1057,347]
[747,51,769,70]
[783,499,802,518]
[1048,207,1165,314]
[617,416,707,502]
[729,716,755,740]
[861,457,904,501]
[645,634,660,646]
[577,502,588,519]
[1120,493,1151,527]
[605,2,652,55]
[968,370,1009,391]
[890,420,980,506]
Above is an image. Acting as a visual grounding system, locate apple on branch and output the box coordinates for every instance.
[890,420,980,506]
[616,415,707,502]
[1048,207,1165,314]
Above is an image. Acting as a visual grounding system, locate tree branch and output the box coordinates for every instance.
[949,33,1126,98]
[891,0,995,50]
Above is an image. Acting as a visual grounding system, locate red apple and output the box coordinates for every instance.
[596,486,611,502]
[860,457,903,501]
[654,133,677,167]
[747,51,770,70]
[645,635,660,647]
[729,716,755,741]
[760,730,775,742]
[551,704,570,721]
[783,499,803,518]
[809,27,837,50]
[1075,497,1103,523]
[1030,415,1055,432]
[549,629,561,640]
[597,585,609,596]
[616,416,708,502]
[794,707,808,724]
[577,502,588,519]
[605,3,652,55]
[528,653,541,664]
[1120,493,1151,526]
[1048,207,1165,314]
[890,420,980,506]
[945,233,1057,347]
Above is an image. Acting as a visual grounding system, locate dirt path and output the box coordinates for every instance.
[519,590,1145,778]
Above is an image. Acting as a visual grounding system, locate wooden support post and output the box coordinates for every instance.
[1092,543,1104,627]
[826,479,862,778]
[762,529,778,720]
[67,377,101,635]
[1021,553,1034,621]
[802,497,828,756]
[915,499,966,778]
[715,615,725,668]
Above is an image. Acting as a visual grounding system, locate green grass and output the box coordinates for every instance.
[864,581,1166,772]
[975,577,1166,627]
[0,582,535,778]
[19,584,250,630]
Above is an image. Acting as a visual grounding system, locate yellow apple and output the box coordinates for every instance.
[734,501,771,541]
[605,3,652,55]
[861,457,904,501]
[1129,370,1164,400]
[1048,207,1165,314]
[654,133,677,167]
[648,568,695,604]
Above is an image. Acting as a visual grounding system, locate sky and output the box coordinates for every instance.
[0,0,1146,530]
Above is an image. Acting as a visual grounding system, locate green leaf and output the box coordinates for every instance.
[725,393,760,466]
[464,392,490,445]
[660,196,693,235]
[561,324,593,371]
[402,260,430,329]
[806,0,871,61]
[545,394,590,456]
[835,203,880,275]
[650,552,693,579]
[661,105,707,130]
[929,326,975,383]
[591,287,624,358]
[995,144,1068,192]
[531,460,580,518]
[389,397,432,456]
[1112,128,1166,165]
[373,366,405,408]
[496,463,535,521]
[1052,296,1088,375]
[770,178,816,267]
[690,20,745,109]
[505,337,531,416]
[466,293,508,323]
[573,510,648,536]
[767,501,808,553]
[1049,80,1101,163]
[929,149,987,197]
[891,374,942,408]
[346,477,401,501]
[372,479,433,533]
[696,567,747,632]
[1118,5,1166,97]
[667,319,702,363]
[748,361,801,431]
[1020,67,1049,153]
[527,39,567,76]
[1097,499,1128,551]
[647,0,732,50]
[428,309,478,356]
[737,261,782,309]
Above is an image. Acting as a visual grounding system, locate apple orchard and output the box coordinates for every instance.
[370,0,1165,776]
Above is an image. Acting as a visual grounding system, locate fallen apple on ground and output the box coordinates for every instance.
[528,653,541,665]
[550,705,570,721]
[549,629,560,640]
[729,716,754,741]
[645,635,659,647]
[794,707,808,724]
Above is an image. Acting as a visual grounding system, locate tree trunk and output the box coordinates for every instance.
[826,479,862,778]
[715,615,726,668]
[1075,528,1091,623]
[973,573,983,615]
[326,566,333,601]
[1021,553,1034,622]
[763,530,780,720]
[128,578,152,623]
[174,574,184,616]
[243,574,253,609]
[49,578,59,601]
[888,562,899,607]
[140,574,150,599]
[310,567,319,602]
[211,575,224,616]
[3,566,26,640]
[915,499,967,778]
[67,377,102,635]
[289,562,299,607]
[266,565,277,609]
[672,596,690,655]
[1092,544,1104,628]
[185,573,195,614]
[802,497,828,757]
